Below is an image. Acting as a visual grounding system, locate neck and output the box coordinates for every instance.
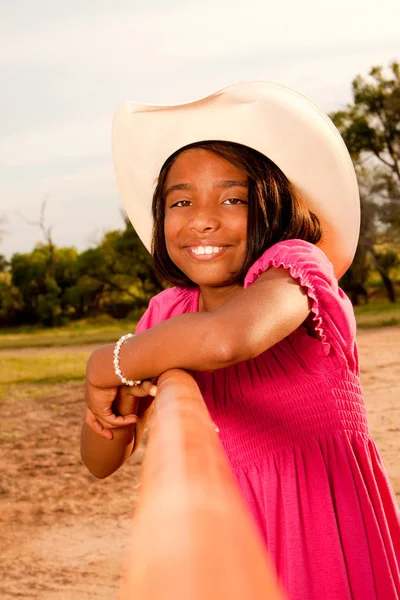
[198,283,243,312]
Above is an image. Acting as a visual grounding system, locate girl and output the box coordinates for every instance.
[81,82,400,599]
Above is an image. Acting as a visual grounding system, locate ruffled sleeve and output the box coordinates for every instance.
[244,239,359,372]
[135,286,197,334]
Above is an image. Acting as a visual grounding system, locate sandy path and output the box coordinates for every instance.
[0,327,399,599]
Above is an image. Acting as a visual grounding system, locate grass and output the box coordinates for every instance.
[0,318,140,350]
[354,301,400,329]
[0,349,91,385]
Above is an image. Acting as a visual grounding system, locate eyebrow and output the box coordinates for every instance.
[165,180,248,197]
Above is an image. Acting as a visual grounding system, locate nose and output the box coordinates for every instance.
[188,206,220,233]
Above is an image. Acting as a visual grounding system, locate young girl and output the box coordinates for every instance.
[81,82,400,599]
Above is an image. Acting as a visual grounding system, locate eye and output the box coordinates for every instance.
[170,200,192,208]
[222,198,248,205]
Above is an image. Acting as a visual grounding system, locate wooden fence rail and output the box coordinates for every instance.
[118,368,286,600]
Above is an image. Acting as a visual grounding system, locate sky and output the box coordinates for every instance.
[1,0,399,258]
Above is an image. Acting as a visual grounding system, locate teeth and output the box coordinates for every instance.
[192,246,223,255]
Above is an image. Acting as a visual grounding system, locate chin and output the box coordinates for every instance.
[172,260,241,288]
[191,274,239,288]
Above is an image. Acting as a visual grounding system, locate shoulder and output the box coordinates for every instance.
[135,286,197,333]
[244,239,335,290]
[245,240,358,367]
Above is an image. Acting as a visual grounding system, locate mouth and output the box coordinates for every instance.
[185,245,229,261]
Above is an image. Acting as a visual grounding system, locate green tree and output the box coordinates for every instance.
[0,256,24,326]
[0,279,23,326]
[9,244,80,326]
[0,254,8,272]
[331,61,400,180]
[10,245,59,325]
[331,61,400,302]
[71,220,164,319]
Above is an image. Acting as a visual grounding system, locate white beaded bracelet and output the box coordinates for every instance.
[113,333,141,386]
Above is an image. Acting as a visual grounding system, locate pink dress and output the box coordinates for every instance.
[136,239,400,599]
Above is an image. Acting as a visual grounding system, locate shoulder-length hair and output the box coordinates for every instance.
[151,140,322,287]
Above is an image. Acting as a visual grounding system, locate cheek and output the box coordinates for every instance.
[163,217,176,247]
[231,213,248,239]
[163,217,182,260]
[164,209,187,240]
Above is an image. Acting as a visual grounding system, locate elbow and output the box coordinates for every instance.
[80,446,115,480]
[80,454,104,480]
[206,329,245,369]
[87,469,108,480]
[81,458,114,480]
[214,342,240,368]
[91,470,111,480]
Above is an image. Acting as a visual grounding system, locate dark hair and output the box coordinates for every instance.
[151,140,322,287]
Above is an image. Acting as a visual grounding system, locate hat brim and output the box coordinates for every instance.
[112,81,360,278]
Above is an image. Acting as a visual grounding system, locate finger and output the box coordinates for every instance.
[100,410,139,428]
[85,409,114,440]
[137,380,158,397]
[118,382,157,398]
[120,386,149,399]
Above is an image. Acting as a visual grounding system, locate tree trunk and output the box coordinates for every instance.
[367,241,397,303]
[351,290,360,306]
[379,272,396,302]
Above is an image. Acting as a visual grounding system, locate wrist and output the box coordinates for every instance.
[87,345,119,388]
[113,333,142,387]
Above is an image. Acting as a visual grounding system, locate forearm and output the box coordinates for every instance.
[80,420,135,479]
[80,392,139,479]
[87,268,310,390]
[87,312,231,389]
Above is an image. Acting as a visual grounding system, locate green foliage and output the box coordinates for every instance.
[332,61,400,303]
[2,221,163,327]
[0,254,8,272]
[0,279,24,325]
[339,243,371,305]
[8,245,76,326]
[375,249,400,274]
[331,61,400,175]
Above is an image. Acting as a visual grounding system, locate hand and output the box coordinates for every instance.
[85,379,157,440]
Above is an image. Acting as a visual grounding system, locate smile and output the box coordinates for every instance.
[185,245,229,261]
[191,246,224,255]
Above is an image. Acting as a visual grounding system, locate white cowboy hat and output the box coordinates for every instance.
[112,81,360,278]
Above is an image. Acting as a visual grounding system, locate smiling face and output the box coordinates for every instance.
[152,141,323,296]
[163,148,248,291]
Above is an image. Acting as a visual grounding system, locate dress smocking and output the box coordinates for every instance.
[136,239,400,600]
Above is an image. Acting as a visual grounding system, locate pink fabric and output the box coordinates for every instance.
[136,239,400,599]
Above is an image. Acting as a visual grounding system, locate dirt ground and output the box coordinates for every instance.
[1,327,399,599]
